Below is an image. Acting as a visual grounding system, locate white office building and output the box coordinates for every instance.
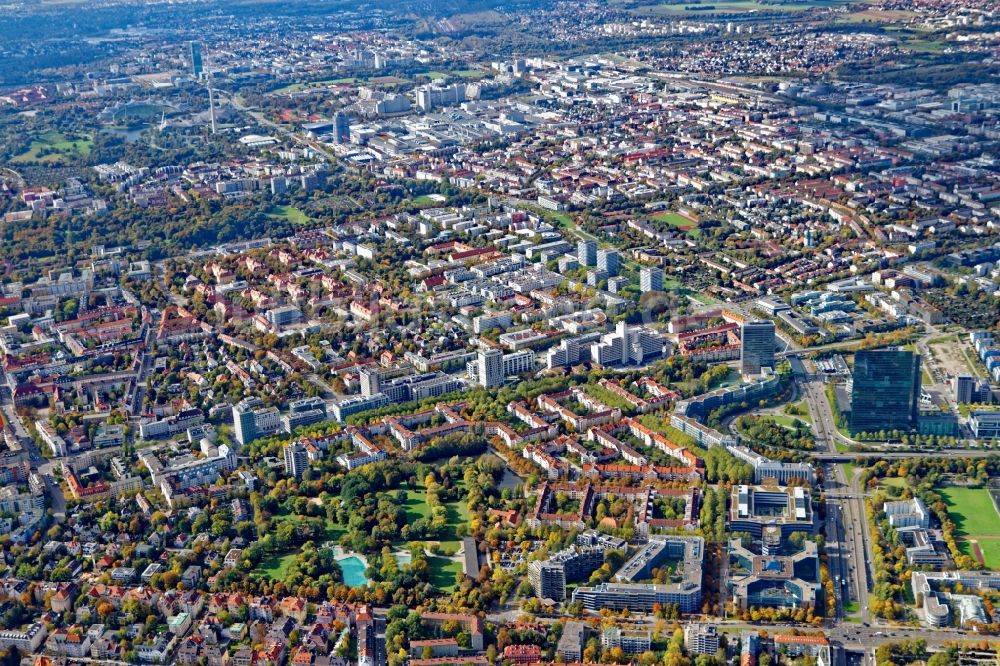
[283,442,309,478]
[590,322,665,367]
[640,267,663,293]
[597,249,620,277]
[476,348,535,387]
[233,398,282,446]
[684,624,719,656]
[602,627,652,655]
[884,497,930,529]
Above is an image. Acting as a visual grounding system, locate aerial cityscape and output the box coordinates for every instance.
[0,0,998,665]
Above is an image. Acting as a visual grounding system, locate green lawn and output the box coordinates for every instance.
[842,463,856,484]
[426,555,463,592]
[258,551,297,579]
[436,540,461,557]
[684,288,715,304]
[425,504,470,557]
[901,37,947,53]
[273,77,360,93]
[764,414,811,430]
[403,489,431,523]
[417,69,481,81]
[652,211,693,226]
[412,194,443,206]
[972,538,1000,569]
[402,485,469,543]
[325,523,346,543]
[12,131,93,164]
[652,211,702,238]
[448,497,469,522]
[266,205,312,225]
[407,487,470,591]
[782,401,812,424]
[544,210,574,227]
[439,485,471,545]
[532,207,603,244]
[939,487,1000,538]
[880,476,907,489]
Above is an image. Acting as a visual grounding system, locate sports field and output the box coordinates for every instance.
[652,211,702,238]
[939,486,1000,567]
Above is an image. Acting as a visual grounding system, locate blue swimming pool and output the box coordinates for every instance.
[339,556,369,587]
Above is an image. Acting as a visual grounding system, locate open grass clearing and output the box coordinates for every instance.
[842,8,920,22]
[412,194,444,206]
[542,209,574,228]
[257,551,297,579]
[763,414,811,430]
[939,486,1000,538]
[403,488,432,523]
[273,77,361,93]
[12,131,93,164]
[266,205,312,225]
[880,476,907,490]
[426,555,463,592]
[782,400,813,424]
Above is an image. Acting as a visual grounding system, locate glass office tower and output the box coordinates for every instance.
[849,349,921,434]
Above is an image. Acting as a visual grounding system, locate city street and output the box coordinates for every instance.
[790,356,872,625]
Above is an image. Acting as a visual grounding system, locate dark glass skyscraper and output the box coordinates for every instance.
[190,41,203,78]
[740,320,775,375]
[334,112,351,144]
[849,349,921,435]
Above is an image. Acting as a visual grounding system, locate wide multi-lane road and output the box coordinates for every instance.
[826,464,872,625]
[790,356,872,625]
